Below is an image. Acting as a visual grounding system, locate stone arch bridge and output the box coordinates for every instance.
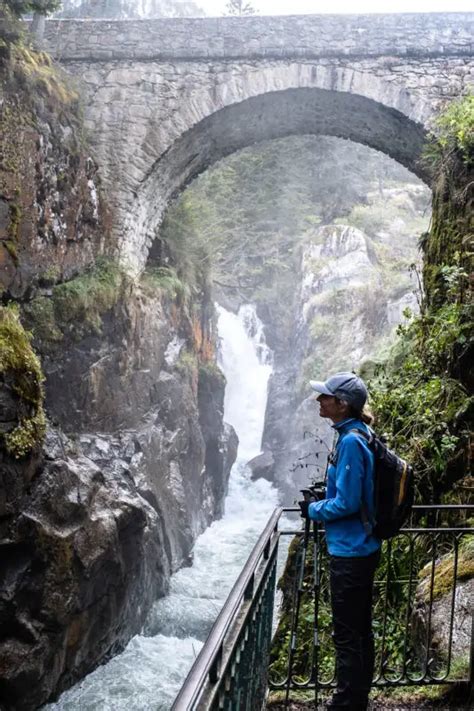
[42,13,474,271]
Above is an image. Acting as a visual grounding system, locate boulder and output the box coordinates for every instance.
[412,550,474,669]
[247,450,275,481]
[0,450,167,710]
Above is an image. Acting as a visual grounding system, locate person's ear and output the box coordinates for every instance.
[336,398,349,414]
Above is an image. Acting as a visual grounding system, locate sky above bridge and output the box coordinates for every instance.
[199,1,473,15]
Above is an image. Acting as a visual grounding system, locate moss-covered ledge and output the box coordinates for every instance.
[21,258,127,353]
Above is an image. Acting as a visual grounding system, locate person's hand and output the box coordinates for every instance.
[308,485,326,501]
[298,497,315,519]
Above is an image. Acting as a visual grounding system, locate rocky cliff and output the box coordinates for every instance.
[0,41,109,300]
[0,35,236,709]
[0,282,237,710]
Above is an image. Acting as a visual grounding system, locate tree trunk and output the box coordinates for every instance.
[31,12,46,44]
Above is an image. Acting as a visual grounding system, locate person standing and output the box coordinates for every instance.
[300,372,381,710]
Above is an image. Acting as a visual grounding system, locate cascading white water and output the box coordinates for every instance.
[45,304,280,711]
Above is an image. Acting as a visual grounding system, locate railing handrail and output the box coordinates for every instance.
[410,504,474,509]
[284,504,474,510]
[171,506,283,709]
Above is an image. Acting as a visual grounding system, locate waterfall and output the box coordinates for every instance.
[45,304,280,710]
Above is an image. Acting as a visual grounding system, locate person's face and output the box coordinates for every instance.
[316,394,349,423]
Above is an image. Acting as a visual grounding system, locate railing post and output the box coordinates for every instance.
[244,573,254,600]
[469,611,474,687]
[209,646,222,684]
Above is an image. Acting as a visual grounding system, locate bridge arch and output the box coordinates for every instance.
[40,13,474,271]
[120,63,429,269]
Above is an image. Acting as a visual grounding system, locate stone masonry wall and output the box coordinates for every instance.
[41,14,474,62]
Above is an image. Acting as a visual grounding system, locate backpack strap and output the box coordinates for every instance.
[349,428,375,535]
[349,428,374,446]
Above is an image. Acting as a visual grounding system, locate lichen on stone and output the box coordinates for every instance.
[0,305,46,458]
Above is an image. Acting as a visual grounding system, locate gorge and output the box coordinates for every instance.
[0,8,472,710]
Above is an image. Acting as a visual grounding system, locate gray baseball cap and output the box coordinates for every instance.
[309,372,368,410]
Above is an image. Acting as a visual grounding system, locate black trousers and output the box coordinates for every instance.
[328,550,380,709]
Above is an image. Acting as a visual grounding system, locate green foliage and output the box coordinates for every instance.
[160,136,426,353]
[271,532,472,705]
[424,93,474,167]
[198,359,226,385]
[0,305,46,458]
[53,259,123,334]
[269,538,336,685]
[369,102,473,503]
[176,350,199,392]
[273,102,473,706]
[371,659,471,707]
[159,192,213,297]
[369,306,472,500]
[11,44,79,105]
[22,259,126,349]
[0,17,79,107]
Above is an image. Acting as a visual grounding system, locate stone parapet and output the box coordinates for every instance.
[38,13,474,62]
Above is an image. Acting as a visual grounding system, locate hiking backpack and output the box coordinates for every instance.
[350,429,414,540]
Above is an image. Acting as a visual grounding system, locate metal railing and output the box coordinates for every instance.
[171,507,282,710]
[172,505,473,709]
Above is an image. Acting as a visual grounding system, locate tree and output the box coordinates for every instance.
[3,0,60,16]
[1,0,60,44]
[225,0,256,16]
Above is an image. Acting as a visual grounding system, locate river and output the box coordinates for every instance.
[45,304,281,710]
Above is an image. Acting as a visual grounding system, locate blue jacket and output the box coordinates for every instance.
[308,418,381,557]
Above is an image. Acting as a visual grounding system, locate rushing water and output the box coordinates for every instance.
[46,304,281,710]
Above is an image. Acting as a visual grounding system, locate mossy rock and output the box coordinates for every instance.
[0,305,46,458]
[417,535,474,602]
[140,265,189,303]
[22,259,126,350]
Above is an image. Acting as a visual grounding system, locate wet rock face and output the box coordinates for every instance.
[0,286,237,709]
[0,86,109,299]
[0,49,237,706]
[198,365,239,520]
[0,439,168,710]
